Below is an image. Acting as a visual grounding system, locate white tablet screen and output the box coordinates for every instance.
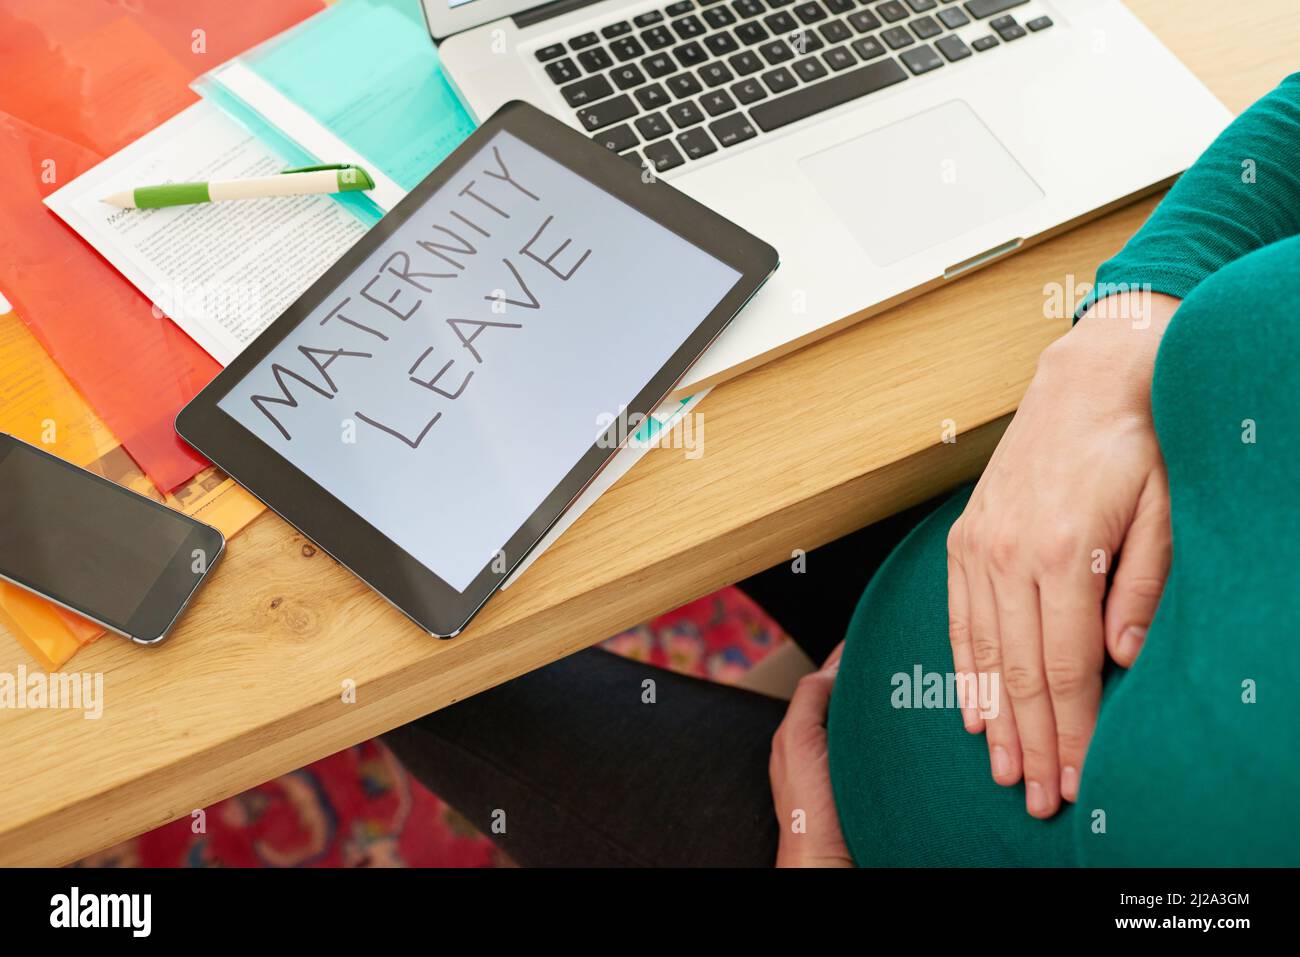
[219,130,740,591]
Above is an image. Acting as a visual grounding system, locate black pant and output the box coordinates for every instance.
[383,501,935,866]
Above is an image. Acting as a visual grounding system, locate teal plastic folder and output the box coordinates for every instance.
[194,0,477,227]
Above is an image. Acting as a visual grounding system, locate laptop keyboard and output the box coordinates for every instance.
[535,0,1054,173]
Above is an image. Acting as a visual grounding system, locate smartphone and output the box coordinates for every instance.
[0,433,225,644]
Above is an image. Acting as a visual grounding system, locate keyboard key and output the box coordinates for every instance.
[793,56,829,81]
[938,6,970,28]
[674,41,709,66]
[700,89,738,115]
[635,82,672,108]
[935,34,972,61]
[545,58,581,83]
[906,0,936,10]
[622,150,644,169]
[997,21,1026,40]
[881,25,915,48]
[676,127,718,159]
[789,29,823,53]
[736,21,769,44]
[709,112,758,146]
[570,33,600,50]
[561,74,615,106]
[602,21,632,38]
[794,2,827,23]
[535,43,566,61]
[667,71,705,95]
[847,9,881,32]
[761,66,798,92]
[971,34,999,51]
[704,6,737,27]
[667,99,706,126]
[851,35,885,60]
[729,50,765,74]
[1027,15,1053,31]
[768,0,795,8]
[667,0,696,14]
[749,57,907,131]
[899,43,943,73]
[577,94,637,130]
[611,36,646,60]
[989,14,1016,29]
[643,25,676,49]
[643,52,677,76]
[910,15,942,39]
[635,111,674,139]
[964,0,1027,18]
[673,14,707,38]
[705,31,741,55]
[733,0,766,18]
[634,10,664,26]
[643,138,685,171]
[825,0,853,11]
[593,123,638,152]
[731,76,769,102]
[820,19,852,43]
[765,10,798,33]
[877,1,909,22]
[700,61,735,85]
[578,47,613,71]
[823,45,856,70]
[611,63,647,88]
[759,38,795,63]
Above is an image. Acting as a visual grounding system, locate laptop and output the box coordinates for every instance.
[422,0,1231,395]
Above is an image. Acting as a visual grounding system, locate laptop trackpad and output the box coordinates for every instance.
[798,100,1043,267]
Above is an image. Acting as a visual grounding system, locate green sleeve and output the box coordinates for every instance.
[1076,72,1300,318]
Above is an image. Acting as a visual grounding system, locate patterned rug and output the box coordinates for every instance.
[77,586,785,867]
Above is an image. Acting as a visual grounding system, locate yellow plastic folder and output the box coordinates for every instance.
[0,307,265,669]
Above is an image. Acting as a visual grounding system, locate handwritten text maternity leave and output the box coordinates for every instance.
[241,143,591,448]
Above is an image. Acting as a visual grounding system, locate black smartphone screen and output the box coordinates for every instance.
[0,434,225,643]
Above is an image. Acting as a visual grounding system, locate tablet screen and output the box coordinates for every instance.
[218,130,741,592]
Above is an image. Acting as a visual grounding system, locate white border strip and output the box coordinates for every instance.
[212,61,407,212]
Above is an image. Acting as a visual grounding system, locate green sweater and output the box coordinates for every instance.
[827,72,1300,867]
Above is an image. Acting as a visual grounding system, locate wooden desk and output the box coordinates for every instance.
[1,0,1294,866]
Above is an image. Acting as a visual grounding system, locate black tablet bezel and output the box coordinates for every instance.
[176,99,778,638]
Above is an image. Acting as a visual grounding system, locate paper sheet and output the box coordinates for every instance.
[44,101,369,366]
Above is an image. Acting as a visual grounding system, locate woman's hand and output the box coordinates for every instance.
[770,641,853,867]
[947,291,1178,819]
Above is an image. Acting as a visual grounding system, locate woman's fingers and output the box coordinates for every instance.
[1040,575,1105,804]
[992,574,1060,818]
[967,564,1022,786]
[784,659,838,729]
[946,532,984,733]
[1105,471,1172,667]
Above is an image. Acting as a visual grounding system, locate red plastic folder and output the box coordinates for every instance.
[0,0,322,491]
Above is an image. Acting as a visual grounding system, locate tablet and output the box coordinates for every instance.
[176,101,778,637]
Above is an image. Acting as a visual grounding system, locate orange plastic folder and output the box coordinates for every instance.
[0,0,322,492]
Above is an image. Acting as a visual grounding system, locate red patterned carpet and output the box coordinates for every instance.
[77,587,785,867]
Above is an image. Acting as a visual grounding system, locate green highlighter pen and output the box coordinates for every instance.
[100,163,376,209]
